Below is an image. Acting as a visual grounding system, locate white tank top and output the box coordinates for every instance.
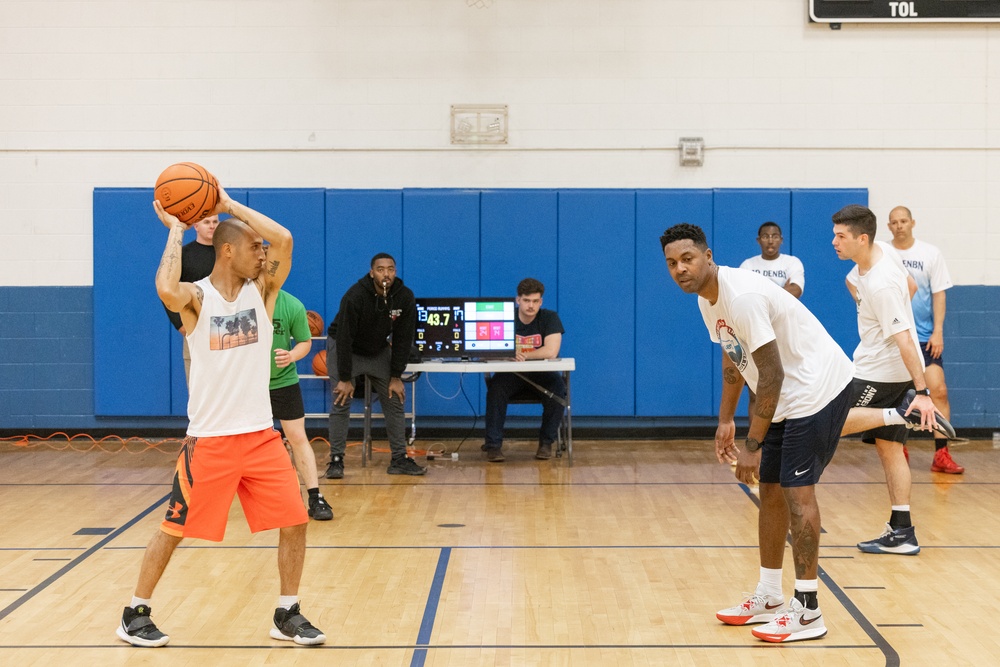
[186,277,274,436]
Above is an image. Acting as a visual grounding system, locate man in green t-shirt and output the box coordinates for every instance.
[271,289,333,521]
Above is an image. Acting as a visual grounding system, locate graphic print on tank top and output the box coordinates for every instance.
[715,319,748,372]
[209,308,260,350]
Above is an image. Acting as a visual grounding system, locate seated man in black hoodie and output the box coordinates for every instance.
[325,253,426,478]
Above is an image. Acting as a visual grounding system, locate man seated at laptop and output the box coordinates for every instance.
[482,278,566,463]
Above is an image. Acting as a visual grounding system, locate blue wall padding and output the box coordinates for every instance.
[558,190,636,416]
[94,189,172,416]
[635,190,716,416]
[90,186,885,422]
[402,189,483,416]
[480,190,559,307]
[324,190,403,326]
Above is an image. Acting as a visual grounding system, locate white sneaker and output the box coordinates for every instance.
[751,597,827,642]
[716,583,784,625]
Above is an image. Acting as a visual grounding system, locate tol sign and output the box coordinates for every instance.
[889,2,918,18]
[810,0,1000,23]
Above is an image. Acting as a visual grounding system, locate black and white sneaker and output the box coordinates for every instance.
[308,494,334,521]
[896,389,956,439]
[387,456,427,475]
[325,455,344,479]
[857,523,920,555]
[270,603,326,646]
[116,605,170,647]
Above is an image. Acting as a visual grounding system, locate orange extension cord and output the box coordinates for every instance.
[0,433,437,457]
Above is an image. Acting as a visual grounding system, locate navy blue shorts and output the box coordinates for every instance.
[850,378,912,445]
[920,344,943,369]
[759,382,852,488]
[269,383,305,421]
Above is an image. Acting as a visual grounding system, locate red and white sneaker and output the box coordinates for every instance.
[931,447,964,474]
[751,597,827,643]
[716,583,784,625]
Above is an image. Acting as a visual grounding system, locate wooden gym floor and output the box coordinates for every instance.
[0,435,997,666]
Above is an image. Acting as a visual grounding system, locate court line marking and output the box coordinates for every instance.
[410,547,451,667]
[0,493,170,623]
[0,642,881,650]
[736,482,900,667]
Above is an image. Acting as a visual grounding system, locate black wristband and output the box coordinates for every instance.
[745,437,761,452]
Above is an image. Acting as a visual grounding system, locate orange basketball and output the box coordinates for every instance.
[306,310,324,337]
[154,162,219,223]
[311,350,328,377]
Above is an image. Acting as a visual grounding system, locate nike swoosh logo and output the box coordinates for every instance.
[794,468,811,476]
[800,614,822,625]
[765,602,783,610]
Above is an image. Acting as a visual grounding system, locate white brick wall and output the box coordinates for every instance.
[1,0,998,285]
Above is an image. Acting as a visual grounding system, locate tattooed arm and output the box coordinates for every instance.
[748,340,783,443]
[715,350,746,464]
[153,200,202,333]
[211,184,293,317]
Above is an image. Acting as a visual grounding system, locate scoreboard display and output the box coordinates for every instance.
[811,1,1000,23]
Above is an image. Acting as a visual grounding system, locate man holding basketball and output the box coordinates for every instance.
[116,182,325,647]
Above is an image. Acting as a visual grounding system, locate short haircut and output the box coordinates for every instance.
[757,221,781,236]
[660,223,708,251]
[832,204,877,245]
[370,252,395,267]
[517,277,545,296]
[891,205,913,219]
[213,219,248,251]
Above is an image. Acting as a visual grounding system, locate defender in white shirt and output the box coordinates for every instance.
[660,223,925,643]
[739,222,805,299]
[890,206,963,474]
[833,204,953,557]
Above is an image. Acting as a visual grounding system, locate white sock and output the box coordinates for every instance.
[759,567,783,599]
[130,596,151,609]
[278,595,298,610]
[891,504,910,512]
[884,408,905,425]
[794,578,818,593]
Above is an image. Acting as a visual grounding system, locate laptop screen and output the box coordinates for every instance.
[414,297,517,359]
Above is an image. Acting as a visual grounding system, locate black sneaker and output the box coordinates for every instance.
[325,455,344,479]
[387,456,427,475]
[896,389,956,439]
[116,605,170,647]
[857,523,920,555]
[483,447,505,463]
[270,603,326,646]
[308,495,334,521]
[535,443,552,460]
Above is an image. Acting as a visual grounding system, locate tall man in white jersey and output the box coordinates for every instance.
[116,184,326,647]
[833,204,953,557]
[888,206,963,474]
[662,223,855,643]
[660,223,946,643]
[739,222,805,299]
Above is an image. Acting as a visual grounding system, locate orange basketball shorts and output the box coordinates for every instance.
[161,427,307,541]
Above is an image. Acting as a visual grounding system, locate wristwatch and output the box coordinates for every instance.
[916,388,931,396]
[745,437,761,452]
